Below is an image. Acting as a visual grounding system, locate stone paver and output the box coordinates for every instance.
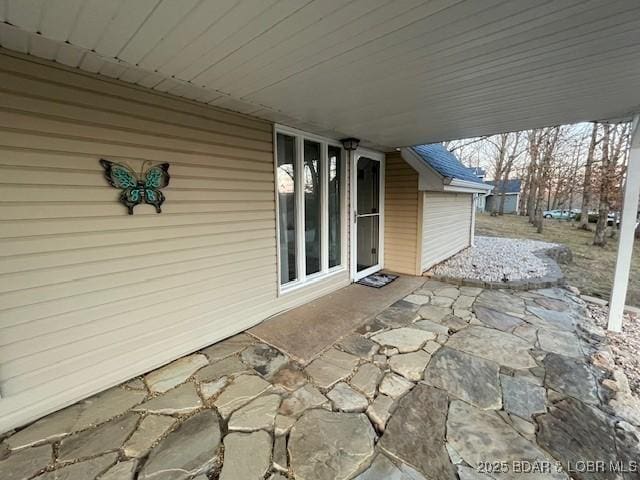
[1,284,629,480]
[417,305,450,322]
[337,334,379,360]
[376,307,420,327]
[200,377,229,400]
[228,394,280,431]
[543,353,600,405]
[413,319,450,335]
[274,414,296,435]
[327,382,369,412]
[447,400,567,480]
[366,394,394,431]
[475,290,525,315]
[371,328,435,353]
[219,431,271,480]
[289,409,375,480]
[201,333,254,362]
[446,326,537,369]
[430,296,455,308]
[424,347,501,410]
[537,329,583,357]
[0,444,51,480]
[99,460,138,480]
[423,340,441,354]
[37,453,117,480]
[354,454,427,480]
[241,343,288,379]
[350,363,382,398]
[273,434,287,472]
[58,413,138,461]
[474,306,523,332]
[304,348,359,389]
[389,351,431,381]
[460,286,483,296]
[501,375,546,420]
[379,373,413,399]
[380,384,455,479]
[123,414,177,458]
[279,384,328,417]
[138,410,221,480]
[145,354,209,393]
[403,294,430,305]
[194,356,249,382]
[213,374,271,418]
[6,387,145,450]
[134,383,202,415]
[527,306,575,332]
[269,363,307,391]
[536,398,627,480]
[438,287,460,299]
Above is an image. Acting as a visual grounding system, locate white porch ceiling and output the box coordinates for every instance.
[1,0,639,150]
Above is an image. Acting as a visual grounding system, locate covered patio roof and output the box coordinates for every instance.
[1,0,639,149]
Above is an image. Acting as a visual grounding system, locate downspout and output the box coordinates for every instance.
[608,114,639,331]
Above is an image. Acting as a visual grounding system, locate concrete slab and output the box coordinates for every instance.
[249,275,425,364]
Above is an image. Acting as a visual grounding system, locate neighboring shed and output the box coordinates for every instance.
[384,144,491,275]
[486,179,522,214]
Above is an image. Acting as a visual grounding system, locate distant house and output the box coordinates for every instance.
[467,167,489,212]
[485,179,523,214]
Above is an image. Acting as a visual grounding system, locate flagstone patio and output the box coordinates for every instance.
[2,280,639,480]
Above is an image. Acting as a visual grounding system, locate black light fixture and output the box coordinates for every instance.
[340,137,360,151]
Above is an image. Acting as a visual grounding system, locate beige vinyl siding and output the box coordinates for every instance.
[0,52,349,432]
[384,153,421,275]
[421,192,473,272]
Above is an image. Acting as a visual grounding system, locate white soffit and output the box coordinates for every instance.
[1,0,640,149]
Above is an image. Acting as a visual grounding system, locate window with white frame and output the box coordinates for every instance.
[276,128,345,290]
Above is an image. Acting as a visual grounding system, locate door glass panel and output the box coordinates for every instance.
[357,157,380,215]
[357,215,379,272]
[356,156,381,273]
[328,145,342,268]
[304,140,322,275]
[276,133,297,284]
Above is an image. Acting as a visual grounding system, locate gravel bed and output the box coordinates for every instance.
[589,304,640,397]
[431,236,558,282]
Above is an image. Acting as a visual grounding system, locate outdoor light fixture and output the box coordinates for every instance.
[340,137,360,151]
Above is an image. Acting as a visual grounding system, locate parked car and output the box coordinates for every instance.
[543,209,573,220]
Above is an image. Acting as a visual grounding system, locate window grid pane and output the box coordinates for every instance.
[304,140,322,276]
[277,133,297,284]
[328,145,342,268]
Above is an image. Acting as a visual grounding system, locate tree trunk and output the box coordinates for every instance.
[593,124,611,246]
[527,130,542,224]
[498,133,520,215]
[579,123,599,230]
[535,127,560,233]
[490,133,509,215]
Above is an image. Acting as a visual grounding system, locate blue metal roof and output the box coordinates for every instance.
[487,179,522,193]
[411,144,487,184]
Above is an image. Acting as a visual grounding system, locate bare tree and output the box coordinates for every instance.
[498,132,522,215]
[534,127,561,233]
[527,129,545,224]
[578,123,599,230]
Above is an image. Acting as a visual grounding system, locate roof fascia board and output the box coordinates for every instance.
[445,178,492,193]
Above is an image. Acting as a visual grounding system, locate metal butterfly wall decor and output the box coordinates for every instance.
[100,159,170,215]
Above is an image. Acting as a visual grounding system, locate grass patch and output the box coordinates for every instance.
[475,213,640,307]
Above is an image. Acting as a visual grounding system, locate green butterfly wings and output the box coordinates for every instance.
[100,159,170,215]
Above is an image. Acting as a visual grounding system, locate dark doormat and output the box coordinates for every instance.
[357,272,398,288]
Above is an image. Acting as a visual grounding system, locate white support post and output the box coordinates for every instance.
[608,115,640,332]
